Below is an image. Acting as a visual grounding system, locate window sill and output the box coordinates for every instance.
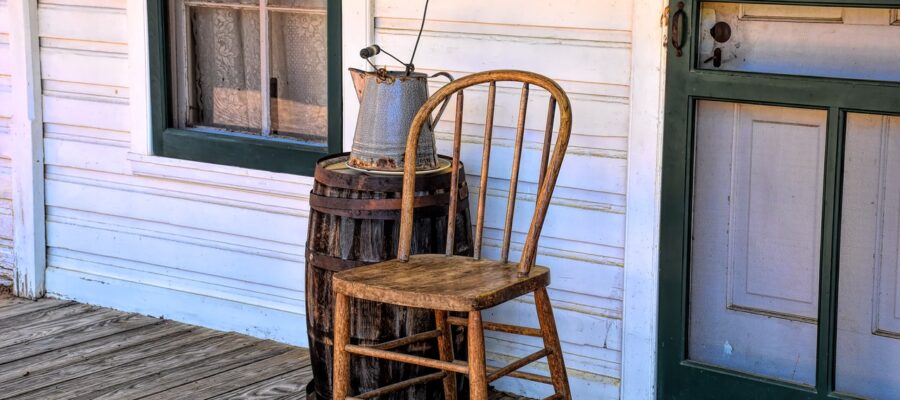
[127,151,315,198]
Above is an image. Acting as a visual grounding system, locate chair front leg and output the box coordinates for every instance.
[535,287,572,399]
[467,311,489,400]
[333,292,352,400]
[435,310,458,400]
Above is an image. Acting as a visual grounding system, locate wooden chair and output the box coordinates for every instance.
[332,70,573,400]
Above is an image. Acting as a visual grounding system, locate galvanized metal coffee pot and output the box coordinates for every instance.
[347,68,454,173]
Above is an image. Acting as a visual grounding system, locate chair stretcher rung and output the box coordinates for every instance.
[489,367,554,385]
[487,348,549,383]
[356,372,447,399]
[543,394,564,400]
[345,344,469,374]
[371,329,442,350]
[447,316,543,337]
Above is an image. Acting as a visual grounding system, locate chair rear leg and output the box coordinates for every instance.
[435,310,458,400]
[535,287,572,399]
[333,292,351,400]
[467,311,489,400]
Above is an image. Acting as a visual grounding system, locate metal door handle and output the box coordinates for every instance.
[671,2,687,57]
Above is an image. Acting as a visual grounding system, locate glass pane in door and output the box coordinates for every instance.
[688,100,826,385]
[698,3,900,82]
[837,113,900,399]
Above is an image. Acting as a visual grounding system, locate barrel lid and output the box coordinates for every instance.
[314,153,463,192]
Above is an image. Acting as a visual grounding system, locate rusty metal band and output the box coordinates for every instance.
[309,199,469,220]
[308,184,468,211]
[307,252,371,272]
[314,153,466,192]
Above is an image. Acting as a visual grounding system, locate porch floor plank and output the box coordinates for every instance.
[0,295,528,400]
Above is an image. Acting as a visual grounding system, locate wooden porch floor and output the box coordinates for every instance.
[0,295,527,400]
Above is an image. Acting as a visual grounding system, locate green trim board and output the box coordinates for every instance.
[146,1,343,177]
[657,1,900,399]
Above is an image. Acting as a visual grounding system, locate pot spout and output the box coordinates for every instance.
[349,68,367,103]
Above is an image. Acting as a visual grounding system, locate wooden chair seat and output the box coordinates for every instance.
[333,254,550,311]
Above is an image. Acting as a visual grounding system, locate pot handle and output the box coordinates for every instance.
[428,72,455,130]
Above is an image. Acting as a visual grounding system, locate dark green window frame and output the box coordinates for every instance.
[146,0,342,176]
[658,0,900,399]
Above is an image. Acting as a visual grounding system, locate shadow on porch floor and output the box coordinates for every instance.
[0,293,529,399]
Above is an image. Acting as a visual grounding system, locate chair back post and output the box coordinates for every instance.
[396,71,572,277]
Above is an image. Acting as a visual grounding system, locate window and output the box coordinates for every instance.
[147,0,342,176]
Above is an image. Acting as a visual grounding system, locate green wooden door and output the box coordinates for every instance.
[657,1,900,399]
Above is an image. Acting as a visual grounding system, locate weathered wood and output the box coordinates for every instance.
[357,372,447,400]
[447,316,543,338]
[344,345,469,375]
[487,349,549,383]
[539,97,557,192]
[0,312,159,365]
[87,341,292,400]
[502,83,529,264]
[0,320,184,381]
[307,153,472,400]
[138,348,308,400]
[332,293,351,400]
[371,329,442,351]
[206,366,314,400]
[16,333,255,400]
[0,307,120,350]
[0,328,220,399]
[446,91,465,255]
[333,255,550,312]
[535,288,572,400]
[435,311,457,400]
[0,299,73,323]
[467,311,489,400]
[474,81,497,261]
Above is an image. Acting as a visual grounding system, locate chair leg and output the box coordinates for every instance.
[534,287,572,399]
[333,292,351,400]
[435,310,458,400]
[467,311,489,400]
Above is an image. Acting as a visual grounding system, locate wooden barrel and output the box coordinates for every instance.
[306,153,472,400]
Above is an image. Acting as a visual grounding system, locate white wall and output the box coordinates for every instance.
[0,0,16,286]
[35,1,666,399]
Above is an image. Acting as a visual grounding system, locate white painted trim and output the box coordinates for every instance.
[8,0,46,299]
[341,0,374,152]
[622,0,668,399]
[128,0,373,155]
[127,0,152,156]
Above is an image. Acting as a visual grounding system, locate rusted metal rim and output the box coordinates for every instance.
[314,153,465,192]
[307,252,371,272]
[310,200,468,220]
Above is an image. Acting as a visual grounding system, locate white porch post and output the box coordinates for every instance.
[8,0,46,299]
[623,0,668,398]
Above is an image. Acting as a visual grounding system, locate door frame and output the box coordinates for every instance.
[657,0,900,398]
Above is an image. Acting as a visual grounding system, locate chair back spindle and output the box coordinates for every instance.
[396,70,572,277]
[473,82,497,260]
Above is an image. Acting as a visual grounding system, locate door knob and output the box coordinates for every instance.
[710,22,731,43]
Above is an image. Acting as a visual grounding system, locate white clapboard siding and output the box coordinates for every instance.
[371,1,630,397]
[38,0,632,398]
[0,0,14,285]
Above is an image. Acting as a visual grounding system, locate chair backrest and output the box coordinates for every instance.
[397,70,572,276]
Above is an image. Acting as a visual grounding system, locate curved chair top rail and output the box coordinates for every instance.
[396,70,573,276]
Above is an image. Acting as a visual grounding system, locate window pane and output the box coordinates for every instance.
[688,100,825,385]
[837,113,900,399]
[268,0,325,9]
[188,6,263,134]
[268,9,328,143]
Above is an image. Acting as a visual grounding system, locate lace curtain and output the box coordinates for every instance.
[184,1,328,143]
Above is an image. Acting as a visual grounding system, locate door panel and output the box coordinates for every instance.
[837,113,900,399]
[698,3,900,82]
[689,101,826,385]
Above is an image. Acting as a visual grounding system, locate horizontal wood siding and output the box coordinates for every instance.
[372,2,627,398]
[41,1,630,398]
[0,0,15,286]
